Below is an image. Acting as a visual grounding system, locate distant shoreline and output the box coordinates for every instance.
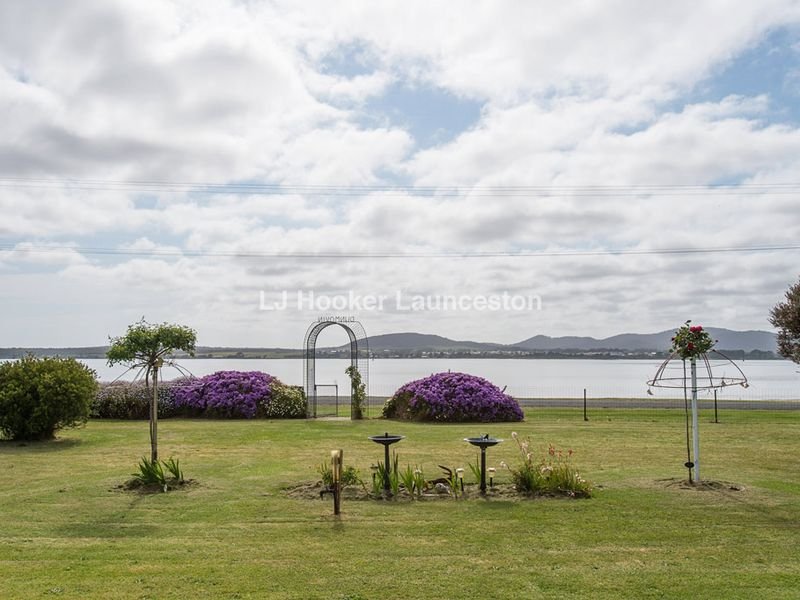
[0,327,779,361]
[0,352,784,361]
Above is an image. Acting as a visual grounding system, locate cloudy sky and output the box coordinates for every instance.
[1,1,800,348]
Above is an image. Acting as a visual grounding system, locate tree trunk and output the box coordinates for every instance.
[150,364,158,463]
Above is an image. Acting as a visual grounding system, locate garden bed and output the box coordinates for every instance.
[284,481,585,501]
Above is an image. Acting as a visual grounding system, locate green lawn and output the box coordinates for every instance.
[1,410,799,599]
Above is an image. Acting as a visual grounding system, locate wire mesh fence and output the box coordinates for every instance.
[58,357,799,421]
[310,384,800,421]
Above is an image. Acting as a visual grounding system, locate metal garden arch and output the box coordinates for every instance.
[303,317,369,418]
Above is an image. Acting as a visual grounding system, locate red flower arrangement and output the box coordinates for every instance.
[670,321,715,359]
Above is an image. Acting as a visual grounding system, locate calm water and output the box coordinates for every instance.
[35,358,800,400]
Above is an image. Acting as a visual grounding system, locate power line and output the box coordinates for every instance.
[2,242,799,259]
[1,176,799,197]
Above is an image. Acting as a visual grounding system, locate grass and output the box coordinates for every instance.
[1,409,799,599]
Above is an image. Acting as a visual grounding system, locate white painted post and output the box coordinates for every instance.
[690,357,700,482]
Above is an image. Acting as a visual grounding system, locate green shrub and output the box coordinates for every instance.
[262,382,307,419]
[0,356,98,440]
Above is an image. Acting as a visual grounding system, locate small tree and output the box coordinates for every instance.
[106,319,196,461]
[770,277,800,364]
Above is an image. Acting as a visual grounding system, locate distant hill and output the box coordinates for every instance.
[346,332,501,352]
[0,346,110,359]
[512,328,777,353]
[343,328,777,354]
[0,346,298,360]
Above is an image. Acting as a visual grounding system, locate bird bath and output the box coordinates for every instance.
[464,435,503,494]
[368,432,405,494]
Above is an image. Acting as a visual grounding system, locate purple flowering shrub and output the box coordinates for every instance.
[173,371,275,418]
[383,372,523,423]
[92,372,306,420]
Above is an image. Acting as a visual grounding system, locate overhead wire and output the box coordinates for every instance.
[1,176,799,197]
[1,176,797,260]
[1,242,799,260]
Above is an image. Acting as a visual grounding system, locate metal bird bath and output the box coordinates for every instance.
[368,433,405,494]
[464,434,503,494]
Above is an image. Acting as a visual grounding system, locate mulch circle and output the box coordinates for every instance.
[112,478,199,494]
[658,478,745,492]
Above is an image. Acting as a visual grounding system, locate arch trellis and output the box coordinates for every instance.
[303,319,369,418]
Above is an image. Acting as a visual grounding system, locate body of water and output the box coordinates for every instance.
[34,358,800,400]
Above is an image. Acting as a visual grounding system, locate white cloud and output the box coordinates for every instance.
[305,70,395,105]
[277,0,800,101]
[0,242,87,268]
[1,1,800,346]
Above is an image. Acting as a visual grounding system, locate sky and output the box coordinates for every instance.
[1,0,800,348]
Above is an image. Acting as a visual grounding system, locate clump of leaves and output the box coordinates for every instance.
[130,456,186,492]
[162,456,184,482]
[504,433,592,498]
[372,452,400,497]
[468,454,482,484]
[370,465,383,497]
[438,465,461,499]
[317,462,362,489]
[399,464,426,498]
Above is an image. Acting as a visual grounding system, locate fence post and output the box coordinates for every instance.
[714,389,719,424]
[583,388,588,421]
[332,449,342,516]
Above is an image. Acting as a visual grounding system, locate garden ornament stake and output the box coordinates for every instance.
[320,449,343,516]
[647,321,748,484]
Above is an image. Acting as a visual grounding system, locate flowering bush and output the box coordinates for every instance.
[93,372,306,420]
[264,382,307,419]
[383,372,523,422]
[671,320,715,359]
[503,432,592,498]
[92,380,184,419]
[173,371,274,418]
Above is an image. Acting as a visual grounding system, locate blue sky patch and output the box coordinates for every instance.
[363,81,483,149]
[693,26,800,124]
[318,40,379,78]
[319,40,484,147]
[609,26,799,137]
